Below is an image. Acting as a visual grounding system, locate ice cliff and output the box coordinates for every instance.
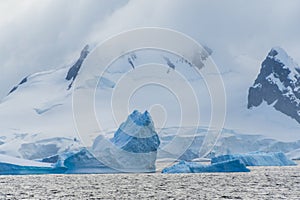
[92,110,160,173]
[211,152,297,166]
[162,160,250,174]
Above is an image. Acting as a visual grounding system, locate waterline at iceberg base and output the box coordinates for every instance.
[0,110,160,175]
[0,110,297,175]
[162,159,250,174]
[211,152,297,166]
[162,151,297,174]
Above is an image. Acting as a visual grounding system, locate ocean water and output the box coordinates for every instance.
[0,162,299,199]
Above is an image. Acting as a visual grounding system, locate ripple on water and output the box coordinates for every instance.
[0,163,299,199]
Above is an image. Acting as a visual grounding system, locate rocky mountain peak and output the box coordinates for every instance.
[248,47,300,123]
[66,45,90,89]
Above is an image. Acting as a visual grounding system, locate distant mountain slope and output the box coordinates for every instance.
[0,45,211,160]
[0,46,92,159]
[158,127,300,160]
[1,44,300,161]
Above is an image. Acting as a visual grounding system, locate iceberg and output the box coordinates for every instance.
[0,110,160,174]
[92,110,160,172]
[211,152,297,166]
[61,148,119,174]
[0,154,66,175]
[162,159,250,174]
[110,110,160,153]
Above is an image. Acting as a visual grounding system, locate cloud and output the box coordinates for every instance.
[0,0,129,97]
[0,0,300,100]
[1,0,300,141]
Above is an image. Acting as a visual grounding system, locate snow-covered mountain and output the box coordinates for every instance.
[248,47,300,123]
[0,46,91,159]
[221,47,300,142]
[1,44,300,162]
[0,44,212,160]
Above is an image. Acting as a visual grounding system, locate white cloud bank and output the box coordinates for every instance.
[0,0,300,140]
[1,0,300,98]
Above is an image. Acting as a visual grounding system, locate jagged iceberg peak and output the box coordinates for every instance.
[129,110,152,126]
[115,110,157,139]
[91,110,160,172]
[111,110,160,153]
[248,47,300,123]
[66,45,90,89]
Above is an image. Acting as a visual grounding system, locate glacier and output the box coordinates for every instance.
[162,159,250,174]
[211,152,297,166]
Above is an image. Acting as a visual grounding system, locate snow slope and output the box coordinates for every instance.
[0,44,212,160]
[0,48,88,159]
[0,44,300,164]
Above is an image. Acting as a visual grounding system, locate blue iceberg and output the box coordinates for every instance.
[92,110,160,172]
[58,148,119,174]
[0,154,66,175]
[0,110,161,174]
[111,110,160,153]
[39,110,160,174]
[211,152,297,166]
[162,159,250,174]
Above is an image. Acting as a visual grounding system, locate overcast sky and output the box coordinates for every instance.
[1,0,300,98]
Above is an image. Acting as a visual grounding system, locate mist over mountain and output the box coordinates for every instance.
[0,43,300,161]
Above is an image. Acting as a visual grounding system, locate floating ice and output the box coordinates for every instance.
[0,110,160,174]
[0,154,66,175]
[211,152,297,166]
[56,148,119,174]
[92,110,160,172]
[162,159,250,174]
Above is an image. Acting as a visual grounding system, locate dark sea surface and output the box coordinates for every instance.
[0,161,299,199]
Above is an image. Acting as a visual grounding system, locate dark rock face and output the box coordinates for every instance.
[66,45,89,89]
[8,77,28,95]
[8,45,90,95]
[248,47,300,123]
